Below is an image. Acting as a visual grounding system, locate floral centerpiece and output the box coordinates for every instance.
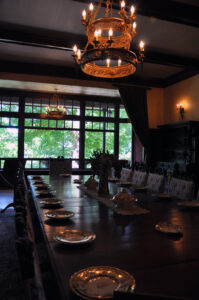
[90,150,122,197]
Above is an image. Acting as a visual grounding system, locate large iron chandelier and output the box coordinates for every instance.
[46,91,66,118]
[72,0,144,78]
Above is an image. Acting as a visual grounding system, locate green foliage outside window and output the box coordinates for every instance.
[119,123,132,160]
[0,128,18,157]
[85,131,103,158]
[24,129,79,159]
[120,108,128,118]
[0,100,132,168]
[105,132,114,154]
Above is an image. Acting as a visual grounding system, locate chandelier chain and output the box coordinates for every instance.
[111,0,113,17]
[94,0,103,19]
[105,0,112,17]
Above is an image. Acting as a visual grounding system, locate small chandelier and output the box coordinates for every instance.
[72,0,145,78]
[46,91,66,117]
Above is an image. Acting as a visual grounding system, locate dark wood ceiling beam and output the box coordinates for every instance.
[1,28,199,70]
[0,60,165,88]
[145,50,199,69]
[0,22,85,50]
[73,0,199,27]
[162,68,199,88]
[0,59,197,88]
[0,88,121,103]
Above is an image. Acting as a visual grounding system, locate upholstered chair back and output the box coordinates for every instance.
[49,159,72,176]
[120,168,133,182]
[147,173,165,193]
[169,178,194,201]
[132,170,148,186]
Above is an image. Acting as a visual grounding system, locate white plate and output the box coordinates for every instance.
[69,266,136,299]
[155,222,182,235]
[45,210,74,220]
[54,229,96,244]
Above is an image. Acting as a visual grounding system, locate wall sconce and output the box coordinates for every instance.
[176,104,184,120]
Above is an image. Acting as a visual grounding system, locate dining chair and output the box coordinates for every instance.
[169,177,194,201]
[49,158,72,176]
[120,168,133,182]
[146,173,165,193]
[109,167,117,179]
[131,170,148,187]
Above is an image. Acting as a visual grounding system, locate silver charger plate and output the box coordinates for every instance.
[69,266,136,299]
[177,201,199,209]
[36,190,55,197]
[54,229,96,245]
[108,178,119,182]
[73,179,82,184]
[31,175,42,179]
[59,173,71,177]
[33,183,50,188]
[152,193,171,199]
[35,185,50,191]
[117,181,132,186]
[40,198,62,206]
[45,210,74,220]
[155,222,182,235]
[133,186,147,191]
[32,180,44,185]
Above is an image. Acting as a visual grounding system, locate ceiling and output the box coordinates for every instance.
[0,0,199,91]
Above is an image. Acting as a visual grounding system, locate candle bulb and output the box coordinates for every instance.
[73,45,77,55]
[107,58,110,67]
[94,30,99,41]
[139,40,145,51]
[109,28,113,40]
[82,10,86,20]
[118,59,122,67]
[89,3,94,12]
[77,49,81,60]
[177,104,179,109]
[121,0,125,10]
[133,22,137,31]
[98,29,102,37]
[130,5,135,16]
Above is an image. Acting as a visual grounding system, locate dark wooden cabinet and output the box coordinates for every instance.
[150,121,199,171]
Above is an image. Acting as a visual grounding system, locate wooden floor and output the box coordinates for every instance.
[0,189,25,300]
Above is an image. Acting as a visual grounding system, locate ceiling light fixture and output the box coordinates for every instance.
[72,0,144,78]
[46,90,66,118]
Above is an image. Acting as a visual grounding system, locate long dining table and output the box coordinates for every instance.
[28,175,199,300]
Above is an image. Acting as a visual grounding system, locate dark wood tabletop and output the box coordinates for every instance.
[28,175,199,300]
